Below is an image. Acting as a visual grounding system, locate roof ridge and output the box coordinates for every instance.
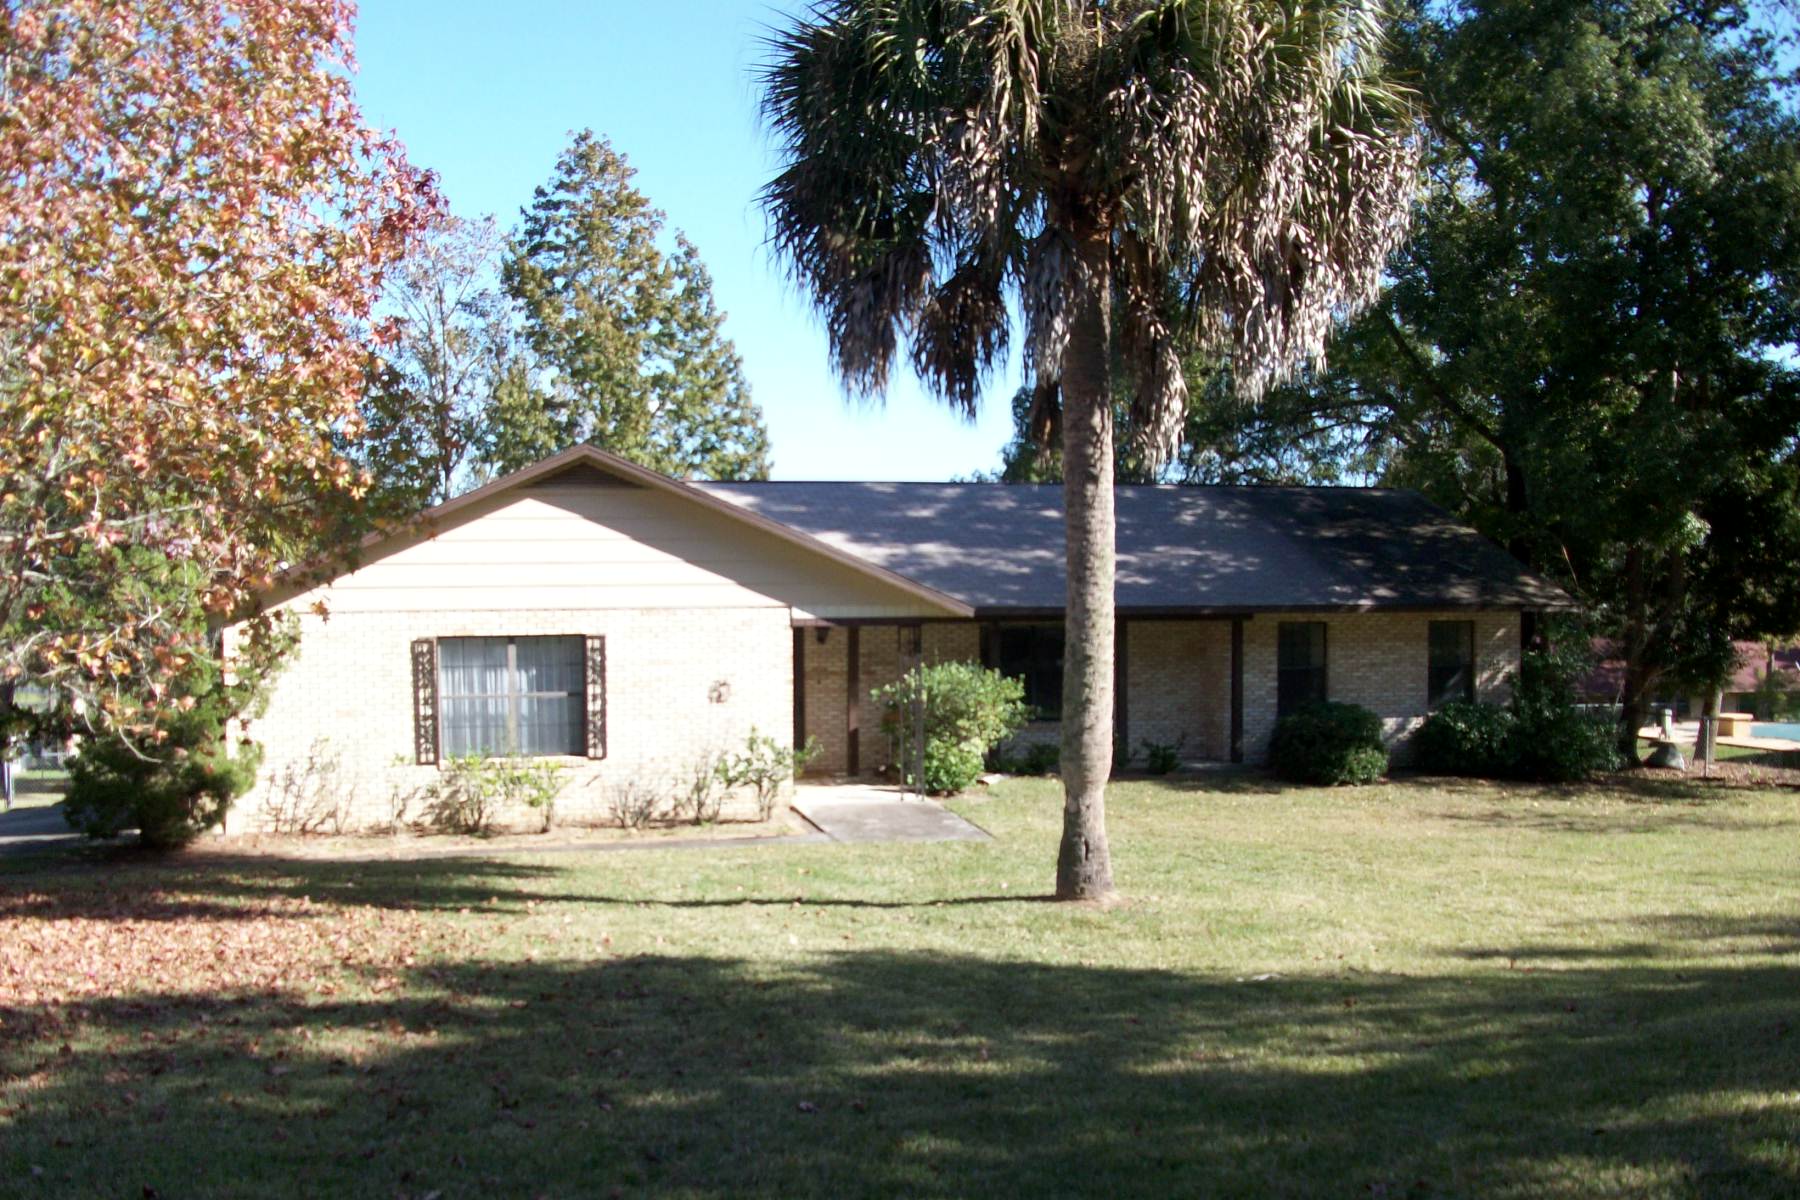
[701,479,1405,492]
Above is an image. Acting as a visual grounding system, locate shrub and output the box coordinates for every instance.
[605,776,668,829]
[872,661,1031,795]
[1411,648,1621,782]
[263,737,356,835]
[64,617,293,849]
[1018,741,1061,776]
[919,739,985,795]
[719,729,818,820]
[1138,736,1186,776]
[678,750,728,824]
[1268,701,1388,786]
[421,755,568,834]
[66,731,264,850]
[1506,646,1622,780]
[1413,701,1515,777]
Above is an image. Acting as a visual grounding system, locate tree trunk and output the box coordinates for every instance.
[1616,548,1650,764]
[1502,446,1532,564]
[1055,227,1118,903]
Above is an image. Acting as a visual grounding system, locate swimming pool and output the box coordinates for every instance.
[1750,722,1800,741]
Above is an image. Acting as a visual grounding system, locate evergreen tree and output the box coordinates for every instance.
[491,132,771,480]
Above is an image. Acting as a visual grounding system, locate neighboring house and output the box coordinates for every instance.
[1586,640,1800,719]
[228,445,1570,831]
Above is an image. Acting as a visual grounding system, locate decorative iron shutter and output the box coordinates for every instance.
[584,635,607,759]
[411,638,439,765]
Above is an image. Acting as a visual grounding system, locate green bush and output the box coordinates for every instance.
[1506,646,1622,780]
[718,728,819,820]
[1411,648,1621,782]
[1138,736,1186,775]
[1018,741,1060,776]
[421,754,568,834]
[1414,700,1515,777]
[1268,701,1388,786]
[65,617,293,849]
[66,731,263,850]
[873,661,1030,795]
[920,739,986,795]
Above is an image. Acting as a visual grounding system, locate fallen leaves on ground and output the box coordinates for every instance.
[0,881,457,1040]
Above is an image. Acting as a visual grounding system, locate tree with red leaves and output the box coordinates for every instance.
[0,0,436,734]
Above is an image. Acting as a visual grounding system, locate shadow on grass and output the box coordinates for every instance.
[2,941,1796,1197]
[0,854,1065,922]
[0,855,578,921]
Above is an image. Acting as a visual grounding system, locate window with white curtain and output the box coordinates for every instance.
[438,636,585,757]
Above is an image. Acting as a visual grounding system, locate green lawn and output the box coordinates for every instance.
[3,774,1797,1198]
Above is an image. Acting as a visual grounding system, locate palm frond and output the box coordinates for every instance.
[760,0,1421,441]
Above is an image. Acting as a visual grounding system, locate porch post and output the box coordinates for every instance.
[846,626,861,776]
[1230,616,1245,764]
[792,627,806,752]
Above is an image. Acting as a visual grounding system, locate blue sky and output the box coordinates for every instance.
[352,1,1019,481]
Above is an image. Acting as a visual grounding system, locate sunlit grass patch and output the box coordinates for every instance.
[2,775,1797,1197]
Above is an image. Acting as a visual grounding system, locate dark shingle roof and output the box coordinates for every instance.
[695,481,1572,614]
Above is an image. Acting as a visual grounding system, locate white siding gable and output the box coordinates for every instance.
[280,480,949,621]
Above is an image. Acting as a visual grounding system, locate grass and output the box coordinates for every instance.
[2,767,68,812]
[2,773,1797,1198]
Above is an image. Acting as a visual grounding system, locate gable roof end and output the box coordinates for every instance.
[261,445,975,617]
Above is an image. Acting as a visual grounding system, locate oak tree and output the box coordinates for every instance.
[0,0,435,732]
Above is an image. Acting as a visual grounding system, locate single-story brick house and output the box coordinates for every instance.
[227,444,1569,830]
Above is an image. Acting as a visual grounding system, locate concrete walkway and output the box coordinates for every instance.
[791,782,991,844]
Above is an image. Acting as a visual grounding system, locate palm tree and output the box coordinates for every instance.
[759,0,1419,901]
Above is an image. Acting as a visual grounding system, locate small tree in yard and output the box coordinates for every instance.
[64,554,298,849]
[873,662,1030,795]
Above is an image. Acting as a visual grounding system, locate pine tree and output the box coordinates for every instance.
[490,132,771,480]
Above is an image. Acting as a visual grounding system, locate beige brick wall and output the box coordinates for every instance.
[799,611,1520,775]
[1240,610,1520,763]
[1125,620,1232,762]
[230,605,795,833]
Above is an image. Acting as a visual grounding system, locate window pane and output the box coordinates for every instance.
[440,637,508,699]
[1278,622,1326,670]
[435,635,587,759]
[1277,622,1327,717]
[997,625,1063,719]
[443,695,512,757]
[1429,621,1476,709]
[515,636,583,696]
[518,694,584,756]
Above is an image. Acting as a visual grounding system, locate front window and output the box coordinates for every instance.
[1277,622,1328,717]
[439,636,585,757]
[993,624,1065,719]
[1428,621,1476,709]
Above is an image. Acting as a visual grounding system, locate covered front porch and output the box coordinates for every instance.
[791,616,1250,778]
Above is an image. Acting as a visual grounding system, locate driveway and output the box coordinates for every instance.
[0,800,84,857]
[791,783,991,844]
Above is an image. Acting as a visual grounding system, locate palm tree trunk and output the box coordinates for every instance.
[1055,227,1118,902]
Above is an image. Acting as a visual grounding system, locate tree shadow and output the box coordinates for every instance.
[0,855,578,922]
[3,941,1796,1196]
